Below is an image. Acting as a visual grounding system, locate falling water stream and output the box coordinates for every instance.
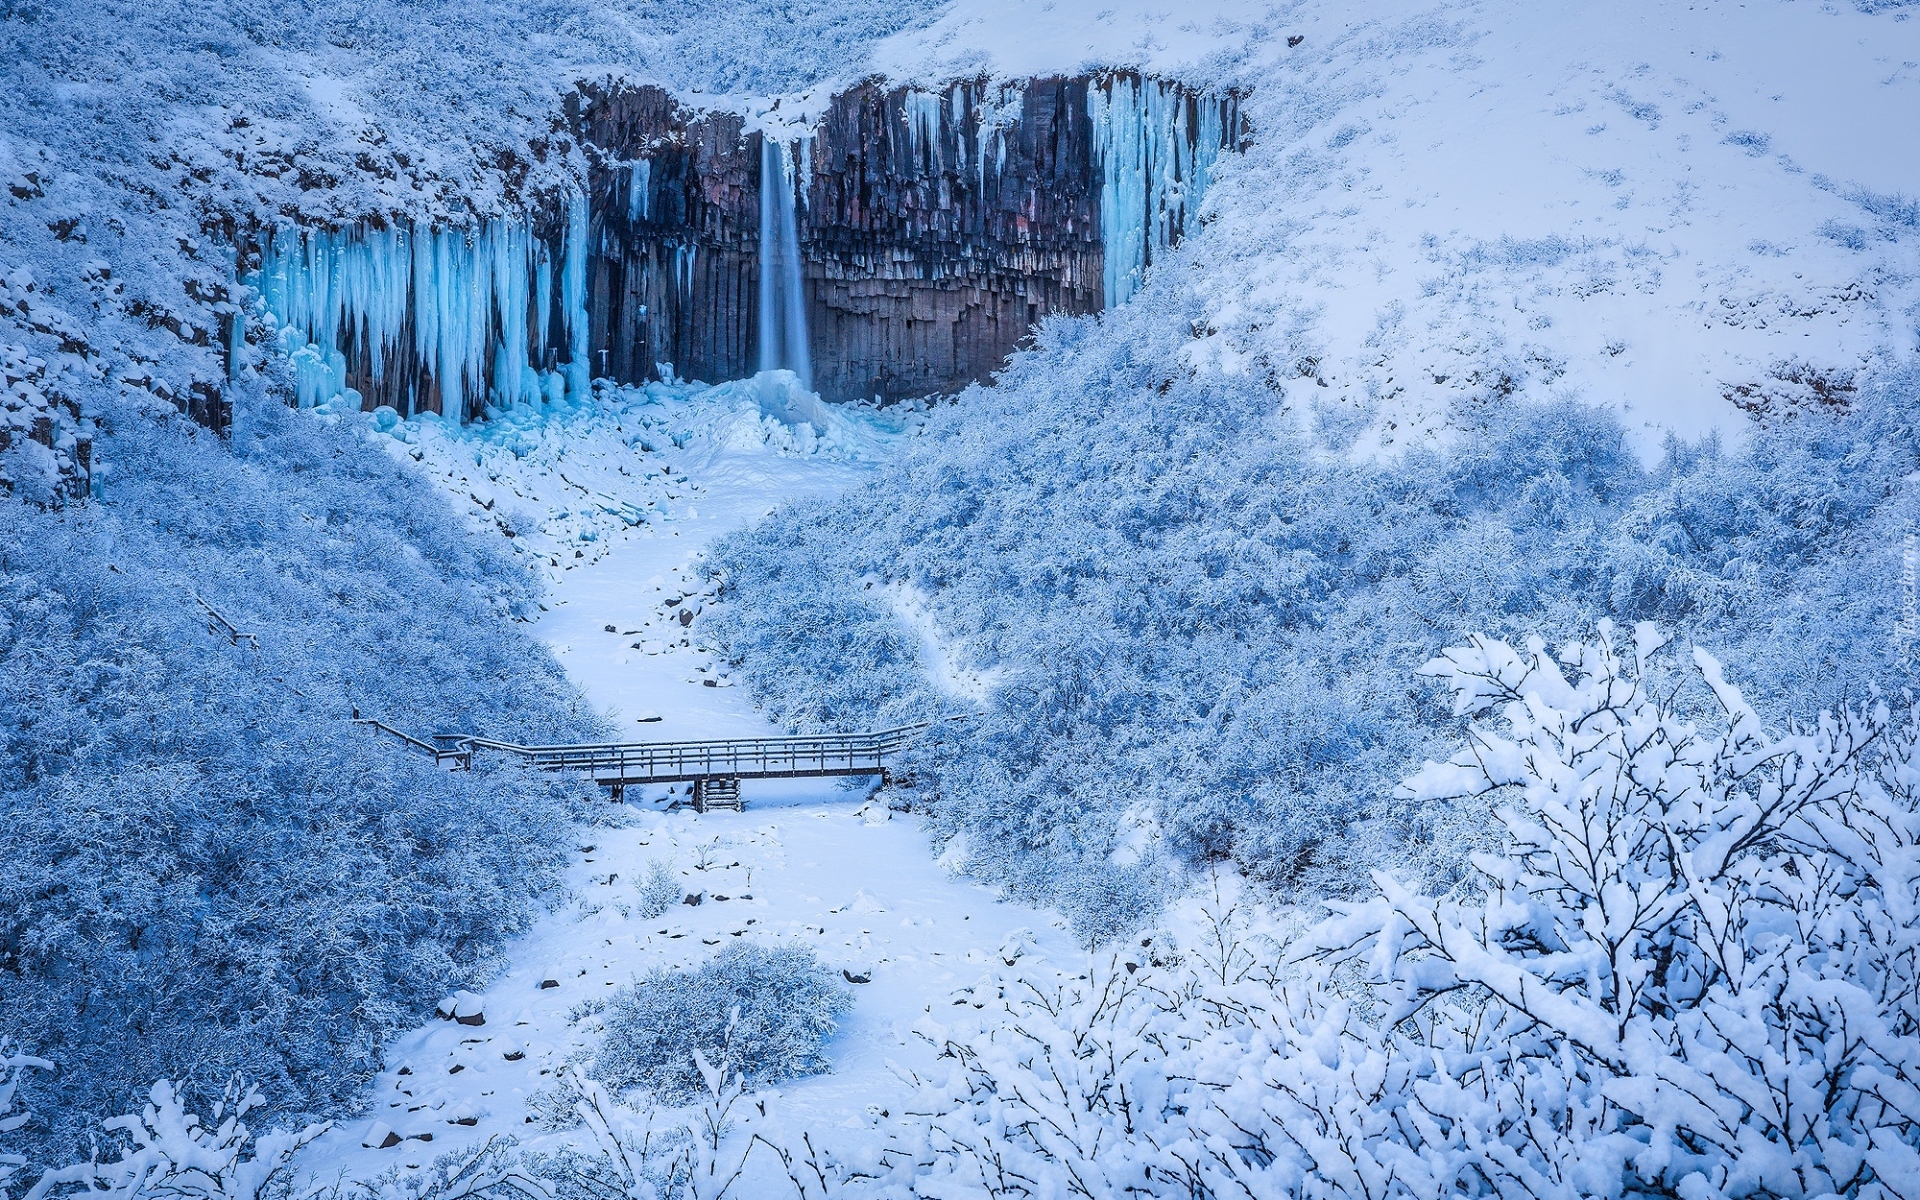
[756,138,813,389]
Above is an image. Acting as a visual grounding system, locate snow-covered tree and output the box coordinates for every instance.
[845,624,1920,1198]
[1320,620,1920,1199]
[0,1043,50,1200]
[23,1079,325,1200]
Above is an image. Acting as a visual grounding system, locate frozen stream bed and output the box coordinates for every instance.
[292,374,1078,1187]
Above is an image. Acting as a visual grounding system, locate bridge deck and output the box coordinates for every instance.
[354,717,950,796]
[453,725,930,786]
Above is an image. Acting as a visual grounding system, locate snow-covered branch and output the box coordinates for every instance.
[804,626,1920,1198]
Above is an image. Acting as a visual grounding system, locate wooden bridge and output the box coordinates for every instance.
[353,715,953,811]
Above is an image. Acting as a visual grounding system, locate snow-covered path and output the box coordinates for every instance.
[294,375,1076,1185]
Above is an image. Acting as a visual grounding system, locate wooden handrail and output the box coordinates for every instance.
[352,717,471,767]
[353,714,969,787]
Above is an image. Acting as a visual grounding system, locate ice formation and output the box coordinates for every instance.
[249,81,1237,420]
[902,89,947,174]
[756,139,813,389]
[1088,77,1239,308]
[253,191,592,420]
[623,160,652,223]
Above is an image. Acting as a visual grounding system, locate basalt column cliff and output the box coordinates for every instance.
[254,75,1244,417]
[575,76,1243,403]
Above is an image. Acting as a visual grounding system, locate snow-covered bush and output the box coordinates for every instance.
[23,1079,325,1200]
[708,277,1920,923]
[1313,621,1920,1198]
[15,1074,541,1200]
[319,1137,551,1200]
[828,626,1920,1198]
[0,1044,48,1200]
[0,388,603,1163]
[594,943,850,1102]
[634,860,685,921]
[553,1013,820,1200]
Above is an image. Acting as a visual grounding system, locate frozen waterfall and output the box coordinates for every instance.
[253,189,591,420]
[1088,78,1239,309]
[756,138,813,389]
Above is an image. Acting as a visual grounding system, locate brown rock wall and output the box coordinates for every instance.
[572,76,1116,401]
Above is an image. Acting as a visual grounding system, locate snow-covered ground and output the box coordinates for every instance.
[364,370,911,739]
[292,374,1078,1186]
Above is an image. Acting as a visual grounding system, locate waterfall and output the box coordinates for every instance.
[756,137,813,389]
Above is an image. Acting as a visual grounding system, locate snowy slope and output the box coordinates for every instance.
[288,371,1081,1187]
[8,0,1913,472]
[359,370,916,736]
[876,0,1920,453]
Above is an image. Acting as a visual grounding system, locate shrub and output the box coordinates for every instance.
[868,625,1920,1199]
[0,389,603,1163]
[633,860,684,921]
[706,274,1919,924]
[593,943,851,1102]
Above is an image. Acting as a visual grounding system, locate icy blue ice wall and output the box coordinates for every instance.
[1088,77,1241,309]
[252,189,592,420]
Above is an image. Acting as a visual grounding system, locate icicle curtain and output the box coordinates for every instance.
[1088,78,1240,309]
[253,190,591,421]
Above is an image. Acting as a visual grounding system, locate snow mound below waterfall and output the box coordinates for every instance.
[339,370,917,574]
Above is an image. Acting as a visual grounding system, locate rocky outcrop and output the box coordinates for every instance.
[799,78,1107,402]
[254,73,1244,415]
[574,74,1241,402]
[571,85,760,389]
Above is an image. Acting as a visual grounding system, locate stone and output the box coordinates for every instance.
[435,990,486,1024]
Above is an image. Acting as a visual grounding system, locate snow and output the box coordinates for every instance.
[8,0,1920,1188]
[878,582,1002,706]
[872,0,1920,455]
[353,370,910,733]
[289,370,1078,1186]
[291,804,1078,1185]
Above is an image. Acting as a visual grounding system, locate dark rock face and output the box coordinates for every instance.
[571,84,760,388]
[254,74,1243,415]
[574,74,1237,402]
[800,78,1105,402]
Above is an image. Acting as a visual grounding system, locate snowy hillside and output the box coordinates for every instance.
[870,0,1920,450]
[4,1,1920,1198]
[7,0,1915,467]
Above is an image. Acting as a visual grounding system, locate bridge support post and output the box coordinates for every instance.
[608,783,625,803]
[691,777,742,813]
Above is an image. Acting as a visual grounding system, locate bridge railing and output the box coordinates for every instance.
[448,719,950,781]
[353,717,471,769]
[349,715,973,788]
